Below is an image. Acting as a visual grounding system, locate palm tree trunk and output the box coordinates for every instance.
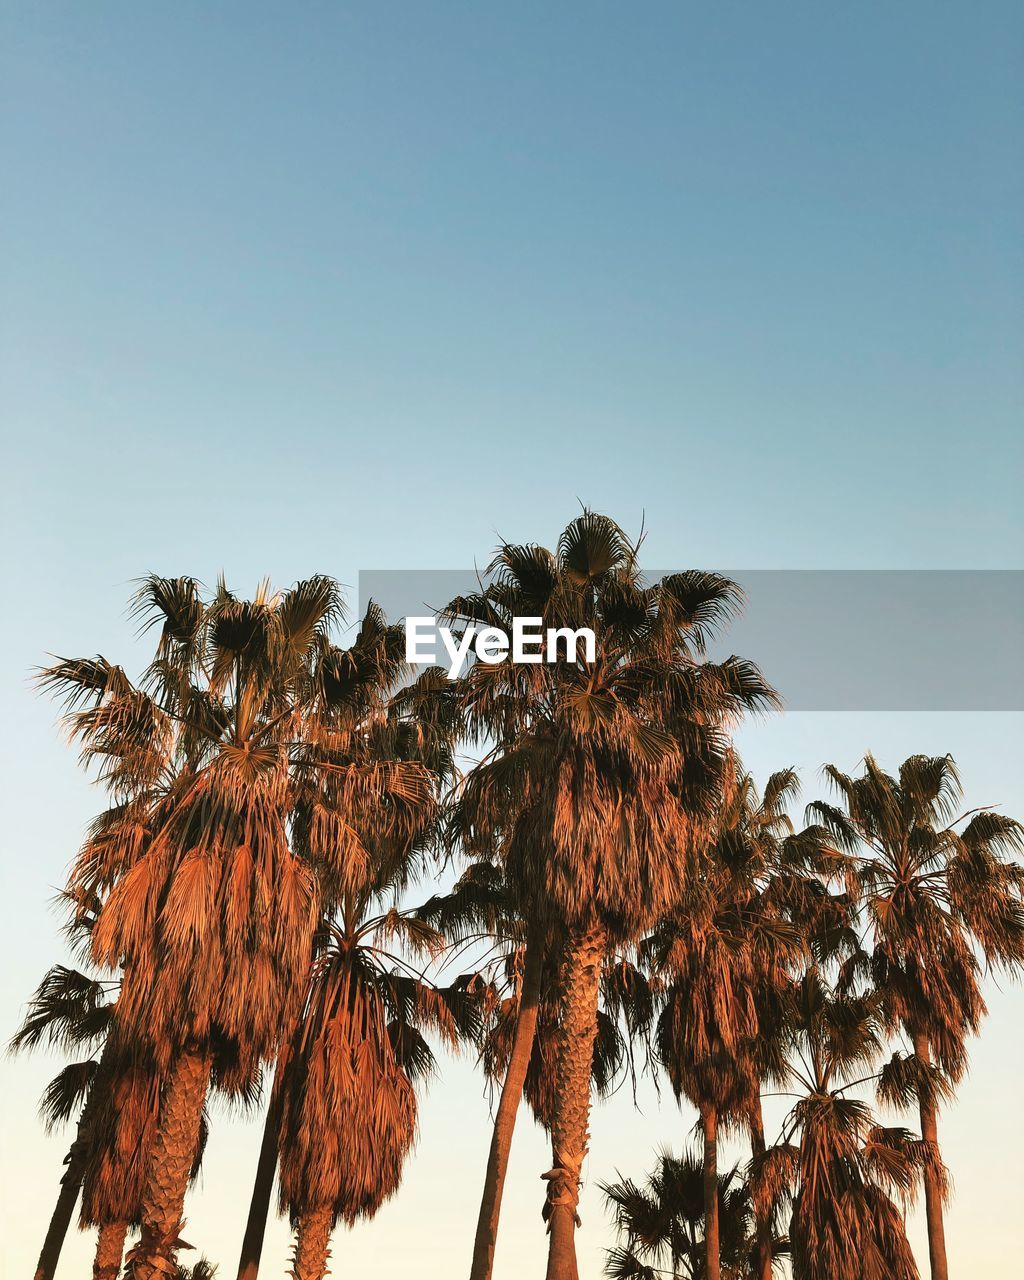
[33,1130,88,1280]
[913,1032,949,1280]
[291,1207,333,1280]
[94,1219,129,1280]
[236,1091,283,1280]
[701,1103,720,1280]
[543,921,606,1280]
[128,1046,212,1280]
[35,1029,127,1280]
[470,919,545,1280]
[748,1101,773,1280]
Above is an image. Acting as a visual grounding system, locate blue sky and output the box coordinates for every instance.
[2,3,1022,1276]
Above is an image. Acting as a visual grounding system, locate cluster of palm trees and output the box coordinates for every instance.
[14,513,1024,1280]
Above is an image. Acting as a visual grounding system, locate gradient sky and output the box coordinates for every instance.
[2,4,1022,1276]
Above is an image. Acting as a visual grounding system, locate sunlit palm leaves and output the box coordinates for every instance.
[444,512,775,1280]
[778,971,922,1280]
[641,760,811,1280]
[276,908,479,1280]
[39,579,437,1279]
[602,1150,754,1280]
[22,530,1024,1280]
[809,753,1024,1280]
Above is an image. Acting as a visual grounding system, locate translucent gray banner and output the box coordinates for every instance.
[358,570,1024,711]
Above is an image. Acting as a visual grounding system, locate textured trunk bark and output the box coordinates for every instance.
[469,920,545,1280]
[94,1219,129,1280]
[702,1103,720,1280]
[236,1092,283,1280]
[913,1032,949,1280]
[33,1132,88,1280]
[543,922,606,1280]
[128,1046,212,1280]
[291,1207,333,1280]
[748,1101,773,1280]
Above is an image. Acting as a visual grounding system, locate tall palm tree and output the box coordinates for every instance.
[420,863,637,1275]
[232,608,457,1280]
[470,920,632,1271]
[275,902,477,1280]
[601,1149,755,1280]
[446,514,775,1280]
[42,576,432,1280]
[808,754,1024,1280]
[643,761,805,1280]
[649,912,756,1280]
[79,1038,222,1280]
[10,960,217,1280]
[416,853,552,1280]
[766,970,923,1280]
[12,962,113,1280]
[259,609,458,1280]
[80,1048,161,1280]
[741,782,859,1280]
[439,629,588,1280]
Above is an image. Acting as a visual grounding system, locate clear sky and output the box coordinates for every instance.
[2,3,1022,1277]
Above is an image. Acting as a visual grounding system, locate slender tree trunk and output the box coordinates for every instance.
[543,921,606,1280]
[913,1032,949,1280]
[33,1130,88,1280]
[94,1219,129,1280]
[469,919,545,1280]
[291,1207,333,1280]
[748,1100,773,1280]
[701,1103,720,1280]
[236,1091,283,1280]
[128,1046,212,1280]
[35,1029,128,1280]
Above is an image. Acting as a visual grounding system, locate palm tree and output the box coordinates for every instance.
[767,970,922,1280]
[79,1039,221,1280]
[439,623,590,1280]
[419,862,632,1276]
[468,915,633,1273]
[809,754,1024,1280]
[11,958,226,1280]
[741,782,859,1280]
[445,514,775,1280]
[12,963,113,1280]
[416,853,552,1280]
[471,930,548,1280]
[643,762,805,1280]
[232,607,457,1280]
[42,576,432,1280]
[266,610,460,1280]
[649,912,756,1280]
[275,902,477,1280]
[601,1149,754,1280]
[19,947,167,1280]
[81,1053,160,1280]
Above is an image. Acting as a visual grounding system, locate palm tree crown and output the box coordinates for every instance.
[807,753,1024,1280]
